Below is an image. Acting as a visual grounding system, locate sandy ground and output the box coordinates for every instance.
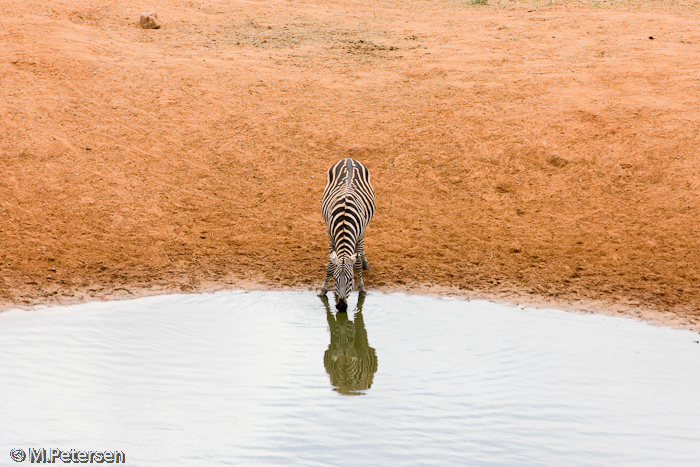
[1,0,699,331]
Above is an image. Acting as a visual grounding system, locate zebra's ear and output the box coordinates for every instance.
[349,253,358,264]
[330,251,340,266]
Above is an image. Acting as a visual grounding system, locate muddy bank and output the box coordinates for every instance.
[1,0,699,331]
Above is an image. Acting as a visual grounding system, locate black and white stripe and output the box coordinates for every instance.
[324,308,378,394]
[319,158,375,309]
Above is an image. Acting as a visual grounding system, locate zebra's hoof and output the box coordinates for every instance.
[318,289,328,296]
[358,289,367,296]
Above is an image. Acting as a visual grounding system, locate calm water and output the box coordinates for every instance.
[1,291,699,466]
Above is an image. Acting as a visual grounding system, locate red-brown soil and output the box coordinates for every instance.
[1,0,699,330]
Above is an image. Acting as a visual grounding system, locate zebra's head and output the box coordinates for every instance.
[330,251,357,311]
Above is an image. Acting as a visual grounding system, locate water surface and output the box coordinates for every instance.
[1,291,699,466]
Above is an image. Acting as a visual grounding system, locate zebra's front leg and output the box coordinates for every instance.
[356,238,370,271]
[354,255,367,295]
[320,245,334,295]
[320,258,334,295]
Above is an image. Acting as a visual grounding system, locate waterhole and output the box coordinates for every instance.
[1,291,699,465]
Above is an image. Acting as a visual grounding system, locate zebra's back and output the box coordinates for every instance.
[321,158,375,257]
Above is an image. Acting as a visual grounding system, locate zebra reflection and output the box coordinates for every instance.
[320,294,378,395]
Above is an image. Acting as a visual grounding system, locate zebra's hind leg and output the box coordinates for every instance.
[320,245,334,295]
[354,255,367,295]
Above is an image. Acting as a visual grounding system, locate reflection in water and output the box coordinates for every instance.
[321,295,378,395]
[2,292,700,465]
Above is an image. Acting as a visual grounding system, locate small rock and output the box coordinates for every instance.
[140,12,161,29]
[546,154,570,168]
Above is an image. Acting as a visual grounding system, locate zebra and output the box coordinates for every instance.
[319,158,376,311]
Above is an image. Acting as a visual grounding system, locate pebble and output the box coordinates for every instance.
[140,12,161,30]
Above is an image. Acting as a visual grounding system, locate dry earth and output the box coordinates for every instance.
[1,0,699,330]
